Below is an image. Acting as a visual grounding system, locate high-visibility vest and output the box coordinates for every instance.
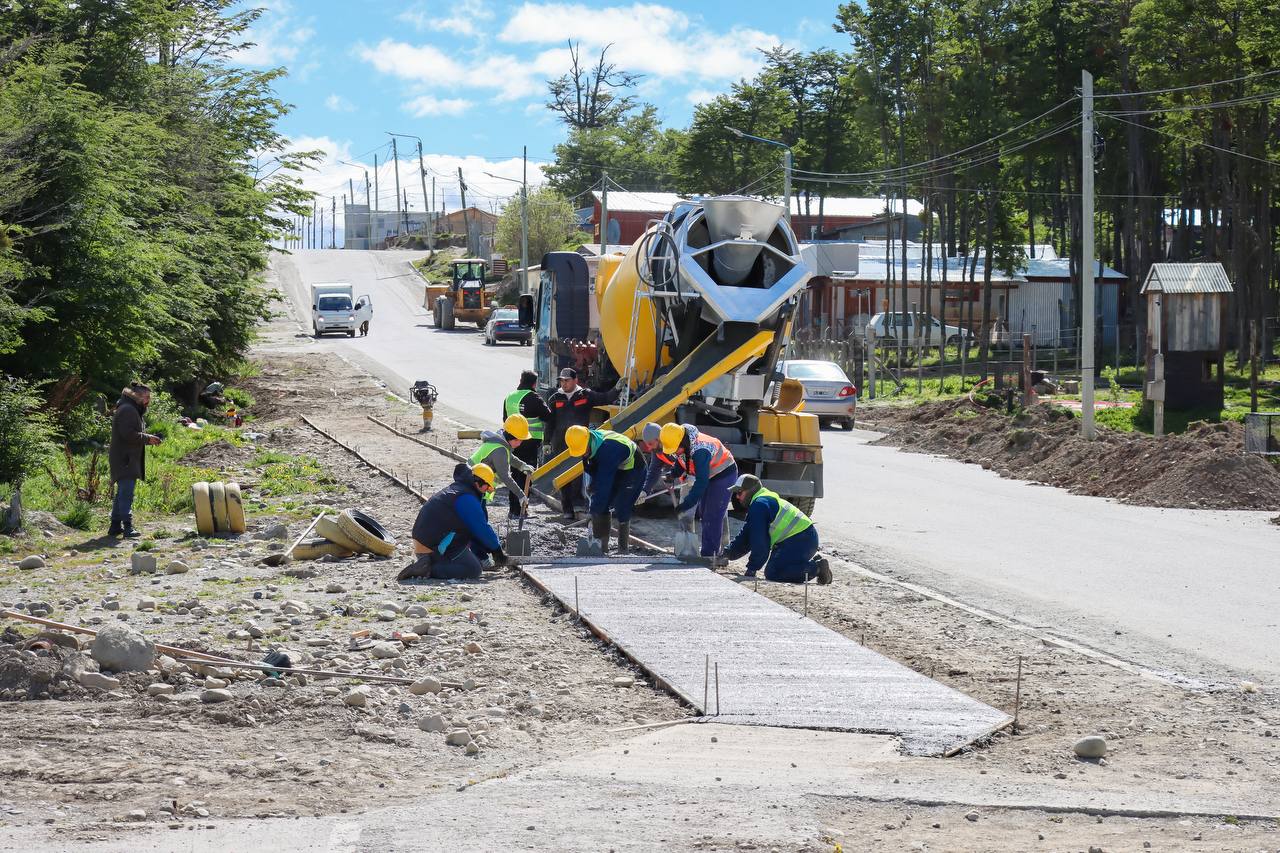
[594,429,638,470]
[504,389,545,440]
[660,426,734,478]
[469,441,508,502]
[751,487,812,548]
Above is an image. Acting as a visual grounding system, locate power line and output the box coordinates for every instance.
[1102,114,1280,169]
[1098,90,1280,116]
[1092,68,1280,100]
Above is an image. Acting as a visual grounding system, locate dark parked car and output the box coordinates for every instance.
[483,307,531,346]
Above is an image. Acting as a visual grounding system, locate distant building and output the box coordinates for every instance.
[343,204,434,250]
[587,191,926,248]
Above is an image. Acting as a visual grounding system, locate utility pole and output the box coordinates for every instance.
[416,140,432,250]
[373,154,380,250]
[390,136,402,240]
[319,205,325,251]
[1080,69,1096,439]
[600,170,609,255]
[330,196,336,249]
[521,146,529,293]
[364,171,371,251]
[458,167,471,256]
[431,176,436,239]
[311,199,317,249]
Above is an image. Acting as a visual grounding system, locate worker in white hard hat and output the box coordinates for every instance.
[468,413,533,516]
[724,473,831,584]
[399,462,506,581]
[565,424,646,553]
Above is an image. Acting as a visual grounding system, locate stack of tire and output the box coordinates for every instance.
[291,510,396,561]
[192,482,247,536]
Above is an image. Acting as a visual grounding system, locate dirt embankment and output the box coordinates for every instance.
[862,399,1280,511]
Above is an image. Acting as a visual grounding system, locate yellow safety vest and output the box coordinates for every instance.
[504,389,545,440]
[594,429,637,470]
[752,487,812,548]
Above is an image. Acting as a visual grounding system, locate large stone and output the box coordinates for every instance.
[60,652,96,681]
[343,686,373,707]
[404,605,429,619]
[147,683,175,697]
[164,561,190,575]
[370,642,401,659]
[79,671,121,691]
[201,688,233,703]
[18,555,45,570]
[90,623,155,672]
[418,714,446,732]
[129,553,158,574]
[136,597,157,612]
[408,677,442,695]
[444,730,471,746]
[1073,735,1108,759]
[463,642,483,655]
[254,523,288,541]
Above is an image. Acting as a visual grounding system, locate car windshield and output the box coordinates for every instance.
[786,362,847,381]
[318,295,351,312]
[493,309,518,321]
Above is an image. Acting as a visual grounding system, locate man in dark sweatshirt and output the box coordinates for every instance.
[543,367,619,521]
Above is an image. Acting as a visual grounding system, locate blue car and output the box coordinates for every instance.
[483,307,531,346]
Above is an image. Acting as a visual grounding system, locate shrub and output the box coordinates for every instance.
[58,500,94,530]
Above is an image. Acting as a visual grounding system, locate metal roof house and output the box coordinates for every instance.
[1141,262,1234,410]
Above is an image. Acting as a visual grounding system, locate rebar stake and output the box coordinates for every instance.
[714,662,720,716]
[703,654,709,714]
[574,575,579,619]
[803,581,809,617]
[1013,655,1024,729]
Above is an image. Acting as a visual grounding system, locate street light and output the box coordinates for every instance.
[486,151,530,295]
[724,126,792,225]
[388,131,434,249]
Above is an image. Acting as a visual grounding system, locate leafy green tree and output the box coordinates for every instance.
[544,105,684,200]
[495,187,580,266]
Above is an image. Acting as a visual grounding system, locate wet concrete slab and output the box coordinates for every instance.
[523,559,1012,756]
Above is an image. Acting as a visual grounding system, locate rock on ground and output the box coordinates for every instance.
[18,555,45,570]
[129,553,158,574]
[1073,735,1108,759]
[90,623,155,672]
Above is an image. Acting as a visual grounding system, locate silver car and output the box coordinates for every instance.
[777,359,857,430]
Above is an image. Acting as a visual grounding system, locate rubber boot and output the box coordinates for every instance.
[590,514,611,554]
[616,521,630,554]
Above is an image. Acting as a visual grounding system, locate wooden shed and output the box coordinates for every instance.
[1140,262,1234,410]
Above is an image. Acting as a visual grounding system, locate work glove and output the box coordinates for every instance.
[492,548,509,567]
[634,491,649,506]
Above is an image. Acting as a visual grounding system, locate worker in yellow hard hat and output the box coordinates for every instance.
[645,422,737,562]
[565,423,646,553]
[399,462,505,582]
[468,413,533,516]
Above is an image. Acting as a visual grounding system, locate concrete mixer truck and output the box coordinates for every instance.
[520,195,823,512]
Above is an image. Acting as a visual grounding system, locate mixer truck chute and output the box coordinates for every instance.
[522,195,822,512]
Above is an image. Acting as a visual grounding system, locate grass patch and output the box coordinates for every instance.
[252,450,336,496]
[58,500,95,530]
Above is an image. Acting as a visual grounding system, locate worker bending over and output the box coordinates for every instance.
[645,423,737,559]
[504,370,552,513]
[399,463,507,581]
[566,424,645,553]
[724,474,831,585]
[469,414,533,517]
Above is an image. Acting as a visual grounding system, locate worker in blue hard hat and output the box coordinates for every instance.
[724,473,831,585]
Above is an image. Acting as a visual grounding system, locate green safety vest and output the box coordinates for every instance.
[752,487,812,548]
[504,389,545,440]
[469,440,508,503]
[594,429,637,470]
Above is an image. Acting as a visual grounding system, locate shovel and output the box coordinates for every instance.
[504,476,533,557]
[670,488,700,560]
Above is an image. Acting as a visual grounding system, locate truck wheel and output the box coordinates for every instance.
[791,497,816,515]
[440,298,455,330]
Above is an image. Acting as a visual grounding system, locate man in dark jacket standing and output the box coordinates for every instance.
[544,367,619,521]
[108,383,162,538]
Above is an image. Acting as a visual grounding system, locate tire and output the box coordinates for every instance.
[291,537,355,561]
[335,509,396,557]
[432,301,441,328]
[192,482,215,535]
[224,482,247,534]
[207,481,230,533]
[791,497,816,516]
[313,326,320,338]
[314,514,363,552]
[476,320,486,330]
[440,298,455,331]
[840,417,855,431]
[484,332,493,345]
[818,417,832,429]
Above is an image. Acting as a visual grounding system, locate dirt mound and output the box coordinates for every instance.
[0,632,88,701]
[865,399,1280,511]
[181,439,255,468]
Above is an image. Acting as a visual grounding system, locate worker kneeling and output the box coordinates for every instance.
[724,474,832,585]
[566,424,645,553]
[398,462,507,582]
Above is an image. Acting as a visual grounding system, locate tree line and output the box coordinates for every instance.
[543,1,1279,377]
[0,1,311,492]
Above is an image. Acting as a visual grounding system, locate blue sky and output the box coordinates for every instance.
[243,0,848,216]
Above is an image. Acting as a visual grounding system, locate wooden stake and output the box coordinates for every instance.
[714,662,720,715]
[286,511,326,558]
[574,575,580,618]
[803,581,809,617]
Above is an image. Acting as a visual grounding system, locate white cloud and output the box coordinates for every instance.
[237,2,315,67]
[686,88,719,106]
[325,94,355,112]
[398,0,494,37]
[405,95,473,116]
[358,40,463,83]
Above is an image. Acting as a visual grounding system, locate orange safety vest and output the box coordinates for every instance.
[658,427,734,479]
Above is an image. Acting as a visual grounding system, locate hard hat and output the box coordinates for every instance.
[503,413,531,441]
[641,422,662,444]
[731,473,761,494]
[565,425,591,457]
[471,462,496,488]
[659,423,686,455]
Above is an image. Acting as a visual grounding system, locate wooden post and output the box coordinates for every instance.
[1021,334,1033,406]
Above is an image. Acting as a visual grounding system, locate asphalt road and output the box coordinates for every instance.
[273,250,1280,684]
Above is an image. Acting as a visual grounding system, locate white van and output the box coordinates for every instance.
[310,283,365,337]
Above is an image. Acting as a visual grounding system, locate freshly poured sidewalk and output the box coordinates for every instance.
[522,559,1012,756]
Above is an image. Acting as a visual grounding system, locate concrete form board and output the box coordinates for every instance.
[523,560,1012,756]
